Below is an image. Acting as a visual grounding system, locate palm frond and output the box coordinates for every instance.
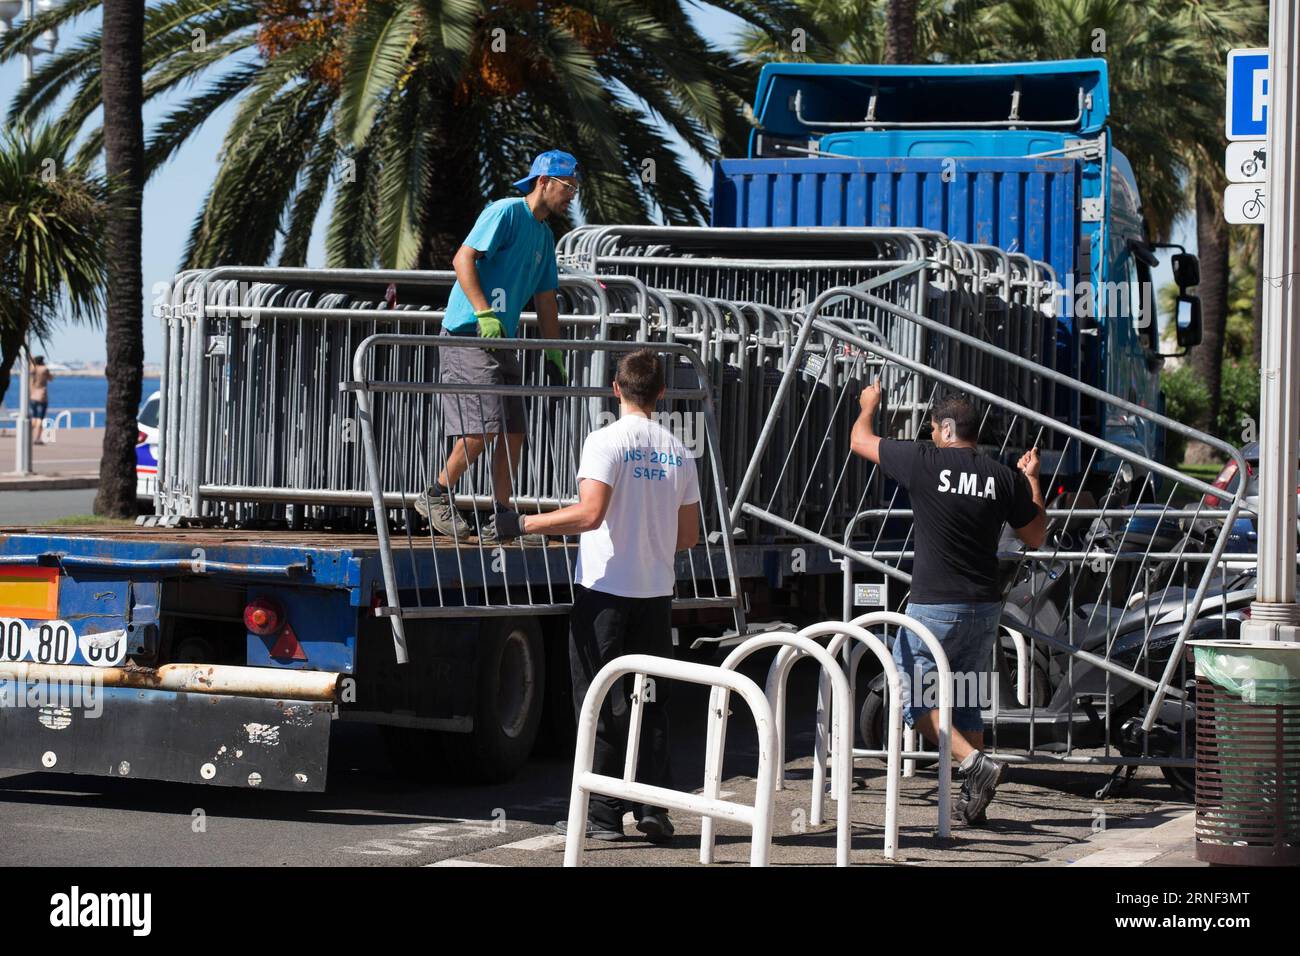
[338,0,420,148]
[279,127,339,266]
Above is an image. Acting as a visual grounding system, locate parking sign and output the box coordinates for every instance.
[1226,49,1269,140]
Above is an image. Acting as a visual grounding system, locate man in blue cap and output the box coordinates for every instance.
[417,150,579,543]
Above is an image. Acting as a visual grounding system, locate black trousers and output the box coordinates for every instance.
[568,584,674,829]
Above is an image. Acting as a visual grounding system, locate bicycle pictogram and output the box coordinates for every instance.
[1242,187,1265,220]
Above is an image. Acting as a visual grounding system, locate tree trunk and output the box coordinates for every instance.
[0,276,33,413]
[884,0,918,64]
[1192,177,1229,434]
[0,321,24,414]
[95,0,145,518]
[417,89,485,270]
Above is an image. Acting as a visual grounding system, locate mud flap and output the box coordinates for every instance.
[0,684,331,791]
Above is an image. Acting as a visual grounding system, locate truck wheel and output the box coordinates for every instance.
[440,616,545,783]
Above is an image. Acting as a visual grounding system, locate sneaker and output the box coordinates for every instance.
[951,779,971,821]
[414,489,471,538]
[959,752,1004,825]
[635,811,675,846]
[553,818,624,842]
[477,512,547,547]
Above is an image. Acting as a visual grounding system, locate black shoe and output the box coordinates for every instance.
[959,752,1004,825]
[553,818,624,842]
[951,779,971,821]
[635,811,675,845]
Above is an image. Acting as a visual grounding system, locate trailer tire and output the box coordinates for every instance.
[440,616,545,783]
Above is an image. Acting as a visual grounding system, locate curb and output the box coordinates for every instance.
[0,476,99,491]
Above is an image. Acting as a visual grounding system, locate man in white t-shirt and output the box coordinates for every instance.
[494,348,700,844]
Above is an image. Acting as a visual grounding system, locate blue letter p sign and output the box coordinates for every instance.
[1227,49,1269,140]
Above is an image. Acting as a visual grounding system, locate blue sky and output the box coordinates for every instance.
[3,2,1190,364]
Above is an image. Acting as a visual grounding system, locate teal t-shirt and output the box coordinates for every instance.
[443,197,559,336]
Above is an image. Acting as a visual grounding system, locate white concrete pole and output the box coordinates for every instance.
[1244,0,1300,642]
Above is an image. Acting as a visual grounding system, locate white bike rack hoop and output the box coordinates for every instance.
[563,654,780,867]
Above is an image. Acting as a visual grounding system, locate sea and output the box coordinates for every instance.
[0,376,161,429]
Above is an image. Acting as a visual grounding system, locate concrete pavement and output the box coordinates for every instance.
[0,427,102,490]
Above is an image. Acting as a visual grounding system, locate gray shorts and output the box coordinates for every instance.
[438,327,526,438]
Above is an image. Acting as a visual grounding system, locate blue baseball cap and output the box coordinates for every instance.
[514,150,580,193]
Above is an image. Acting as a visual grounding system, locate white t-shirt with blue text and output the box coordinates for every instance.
[574,415,701,599]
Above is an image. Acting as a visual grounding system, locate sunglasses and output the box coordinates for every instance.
[548,178,579,195]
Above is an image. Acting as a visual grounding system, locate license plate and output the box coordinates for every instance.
[0,617,128,667]
[0,567,59,620]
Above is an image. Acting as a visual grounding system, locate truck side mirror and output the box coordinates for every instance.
[1172,253,1200,290]
[1175,294,1202,349]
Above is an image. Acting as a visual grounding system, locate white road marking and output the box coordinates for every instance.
[336,819,504,856]
[426,859,501,867]
[1071,848,1163,867]
[498,833,566,851]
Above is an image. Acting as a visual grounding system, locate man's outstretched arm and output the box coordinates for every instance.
[850,379,883,464]
[1012,447,1048,549]
[512,478,612,537]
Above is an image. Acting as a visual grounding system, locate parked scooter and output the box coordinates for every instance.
[856,505,1249,799]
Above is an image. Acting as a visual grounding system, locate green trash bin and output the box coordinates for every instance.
[1191,640,1300,866]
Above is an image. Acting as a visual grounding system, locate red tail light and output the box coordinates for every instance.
[243,598,285,636]
[1204,459,1239,508]
[136,430,148,445]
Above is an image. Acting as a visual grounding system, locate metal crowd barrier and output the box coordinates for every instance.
[153,267,645,526]
[560,225,1062,539]
[730,281,1250,777]
[153,234,1062,543]
[345,336,741,663]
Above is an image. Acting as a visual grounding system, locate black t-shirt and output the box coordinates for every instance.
[878,440,1040,604]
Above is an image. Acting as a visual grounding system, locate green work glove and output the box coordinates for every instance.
[474,308,504,339]
[544,348,568,384]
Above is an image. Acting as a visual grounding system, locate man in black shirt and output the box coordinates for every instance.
[852,383,1046,824]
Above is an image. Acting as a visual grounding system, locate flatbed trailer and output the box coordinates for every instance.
[0,524,833,790]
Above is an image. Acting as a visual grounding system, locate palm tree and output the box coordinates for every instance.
[884,0,916,62]
[0,123,105,406]
[736,0,953,63]
[3,1,812,270]
[94,0,145,517]
[1177,1,1267,452]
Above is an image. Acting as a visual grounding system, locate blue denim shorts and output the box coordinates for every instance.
[891,601,1003,733]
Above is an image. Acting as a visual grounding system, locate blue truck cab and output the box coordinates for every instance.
[711,59,1200,466]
